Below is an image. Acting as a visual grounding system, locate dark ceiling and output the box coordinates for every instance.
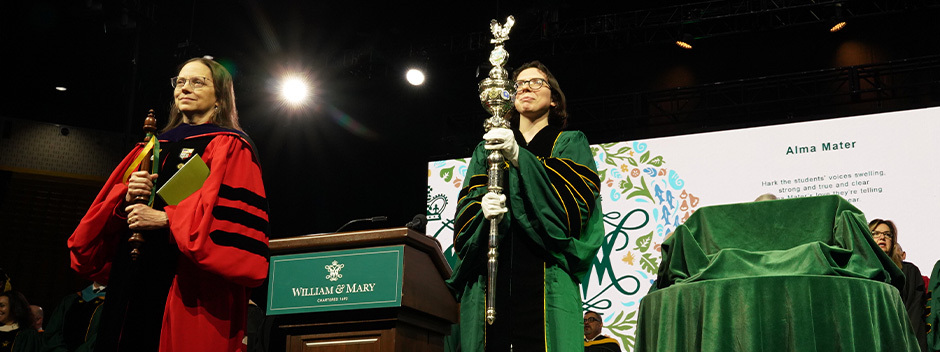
[3,0,940,236]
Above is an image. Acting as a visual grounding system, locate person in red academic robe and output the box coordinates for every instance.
[69,57,269,352]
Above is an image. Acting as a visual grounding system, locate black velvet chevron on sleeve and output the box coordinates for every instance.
[543,158,600,239]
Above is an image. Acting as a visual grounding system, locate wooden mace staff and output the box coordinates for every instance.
[128,109,158,260]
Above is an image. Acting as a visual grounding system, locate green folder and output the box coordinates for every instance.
[157,154,210,206]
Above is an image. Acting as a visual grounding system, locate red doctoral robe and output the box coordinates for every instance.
[69,124,269,352]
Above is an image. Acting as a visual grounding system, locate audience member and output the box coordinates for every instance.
[0,291,42,352]
[583,311,621,352]
[869,219,927,351]
[898,245,931,292]
[754,193,777,201]
[27,307,41,333]
[41,283,106,352]
[245,299,272,352]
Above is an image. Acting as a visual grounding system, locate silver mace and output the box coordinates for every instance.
[477,15,515,326]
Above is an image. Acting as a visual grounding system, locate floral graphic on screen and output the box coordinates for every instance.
[587,141,701,351]
[427,159,467,268]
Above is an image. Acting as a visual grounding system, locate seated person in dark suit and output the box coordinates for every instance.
[584,311,621,352]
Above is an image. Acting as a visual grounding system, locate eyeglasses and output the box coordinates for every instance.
[584,317,600,324]
[171,76,212,89]
[871,231,893,239]
[514,78,549,92]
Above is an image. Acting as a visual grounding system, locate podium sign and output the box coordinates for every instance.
[267,245,405,315]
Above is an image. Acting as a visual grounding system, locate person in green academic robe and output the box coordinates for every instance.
[446,60,604,352]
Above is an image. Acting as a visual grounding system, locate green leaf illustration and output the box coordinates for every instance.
[640,252,659,273]
[627,176,654,202]
[634,231,653,252]
[648,155,665,167]
[608,310,638,351]
[610,310,637,329]
[619,178,634,194]
[591,146,599,156]
[612,310,623,322]
[627,157,638,167]
[605,154,617,166]
[598,171,607,184]
[439,166,455,182]
[621,334,637,352]
[639,151,650,164]
[595,144,629,162]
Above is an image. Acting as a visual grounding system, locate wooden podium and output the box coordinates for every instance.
[266,227,457,351]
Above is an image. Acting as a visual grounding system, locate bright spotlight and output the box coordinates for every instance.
[280,77,310,106]
[676,33,694,50]
[829,21,846,33]
[406,69,425,86]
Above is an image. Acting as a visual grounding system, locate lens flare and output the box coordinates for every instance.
[280,77,310,105]
[406,69,425,86]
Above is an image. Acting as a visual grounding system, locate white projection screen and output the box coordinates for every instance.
[427,106,939,349]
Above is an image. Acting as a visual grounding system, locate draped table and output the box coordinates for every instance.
[635,195,920,351]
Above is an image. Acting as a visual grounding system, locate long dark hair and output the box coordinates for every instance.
[163,57,241,133]
[508,60,569,128]
[0,291,35,330]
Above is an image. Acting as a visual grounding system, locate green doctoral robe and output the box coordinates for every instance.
[0,327,41,352]
[42,289,105,352]
[585,335,623,352]
[446,127,604,352]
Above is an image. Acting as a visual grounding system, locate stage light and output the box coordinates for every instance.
[55,87,66,91]
[830,21,846,32]
[406,69,425,86]
[829,4,847,33]
[676,33,694,50]
[279,76,310,106]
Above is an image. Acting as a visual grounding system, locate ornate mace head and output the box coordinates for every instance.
[478,16,515,132]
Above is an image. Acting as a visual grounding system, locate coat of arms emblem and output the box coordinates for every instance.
[325,260,344,281]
